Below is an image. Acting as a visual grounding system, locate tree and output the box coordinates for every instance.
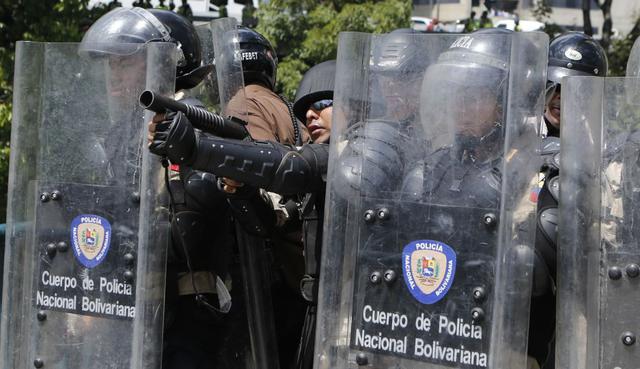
[255,0,412,99]
[598,0,613,50]
[0,0,110,222]
[532,0,564,39]
[582,0,593,36]
[608,15,640,76]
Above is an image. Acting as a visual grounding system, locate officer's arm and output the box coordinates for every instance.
[150,110,328,194]
[191,134,328,195]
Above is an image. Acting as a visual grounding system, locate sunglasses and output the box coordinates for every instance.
[311,99,333,111]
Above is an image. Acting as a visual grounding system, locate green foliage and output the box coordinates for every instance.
[256,0,411,100]
[532,0,552,23]
[609,37,635,76]
[607,15,640,77]
[0,0,111,222]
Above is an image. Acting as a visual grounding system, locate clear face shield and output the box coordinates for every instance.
[103,52,147,123]
[375,72,423,122]
[420,61,507,159]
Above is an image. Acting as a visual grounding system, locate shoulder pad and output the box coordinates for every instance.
[538,206,558,248]
[547,175,560,202]
[540,137,561,171]
[540,137,560,155]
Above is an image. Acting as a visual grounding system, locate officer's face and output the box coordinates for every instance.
[379,75,421,121]
[106,54,145,99]
[454,86,500,137]
[545,88,561,129]
[306,100,333,143]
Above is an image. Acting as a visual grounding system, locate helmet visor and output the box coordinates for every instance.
[79,7,171,58]
[420,62,507,152]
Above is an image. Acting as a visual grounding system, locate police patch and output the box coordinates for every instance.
[402,240,456,304]
[70,214,112,269]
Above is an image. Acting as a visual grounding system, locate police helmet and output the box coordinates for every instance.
[79,7,212,91]
[292,60,336,122]
[547,32,608,84]
[435,28,512,86]
[237,26,278,91]
[419,28,515,152]
[370,28,428,78]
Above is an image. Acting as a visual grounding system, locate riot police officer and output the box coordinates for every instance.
[220,59,336,369]
[543,32,608,137]
[145,23,312,369]
[535,31,608,369]
[81,8,255,369]
[226,26,309,145]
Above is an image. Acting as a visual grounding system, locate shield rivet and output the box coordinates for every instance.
[377,208,390,221]
[363,210,375,223]
[50,190,61,201]
[40,192,50,202]
[483,213,497,227]
[622,332,636,346]
[36,311,47,322]
[46,243,57,257]
[34,358,44,368]
[124,253,135,265]
[56,242,68,252]
[369,271,382,284]
[383,269,397,284]
[472,287,486,302]
[355,352,368,366]
[124,270,135,282]
[608,266,623,280]
[471,307,485,322]
[626,264,640,278]
[131,192,140,204]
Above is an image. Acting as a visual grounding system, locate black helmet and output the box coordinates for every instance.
[292,60,336,122]
[370,28,428,78]
[79,7,213,91]
[237,26,278,90]
[547,32,607,84]
[426,28,513,90]
[419,28,515,154]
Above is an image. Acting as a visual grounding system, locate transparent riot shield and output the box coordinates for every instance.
[315,31,548,369]
[556,76,640,369]
[0,41,176,369]
[211,18,279,369]
[212,17,249,123]
[626,37,640,77]
[191,22,220,111]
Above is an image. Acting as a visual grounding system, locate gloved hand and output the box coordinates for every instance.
[217,177,258,199]
[148,111,197,165]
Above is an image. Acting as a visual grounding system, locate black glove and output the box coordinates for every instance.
[149,111,197,165]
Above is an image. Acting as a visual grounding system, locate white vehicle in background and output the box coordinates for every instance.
[89,0,259,22]
[411,16,433,33]
[494,19,545,32]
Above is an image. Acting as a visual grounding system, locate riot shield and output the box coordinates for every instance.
[0,41,176,368]
[556,76,640,368]
[211,18,279,369]
[315,31,548,369]
[191,22,220,111]
[626,37,640,77]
